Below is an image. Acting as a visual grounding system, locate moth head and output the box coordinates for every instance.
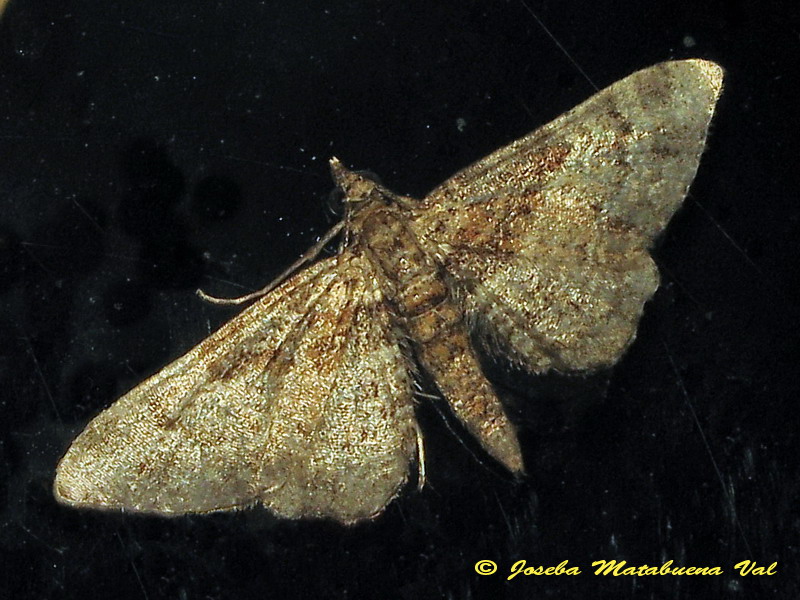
[329,157,392,211]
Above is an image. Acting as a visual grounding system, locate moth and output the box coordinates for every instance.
[54,60,723,523]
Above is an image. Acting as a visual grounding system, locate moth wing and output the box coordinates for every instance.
[54,252,418,523]
[412,60,723,373]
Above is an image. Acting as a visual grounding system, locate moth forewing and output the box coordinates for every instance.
[54,254,419,523]
[413,59,723,375]
[55,59,723,523]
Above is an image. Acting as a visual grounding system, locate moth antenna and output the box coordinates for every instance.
[196,220,345,305]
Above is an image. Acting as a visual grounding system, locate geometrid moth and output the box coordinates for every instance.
[55,60,723,524]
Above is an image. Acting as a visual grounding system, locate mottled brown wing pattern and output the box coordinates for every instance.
[412,60,723,373]
[54,253,418,523]
[55,59,723,524]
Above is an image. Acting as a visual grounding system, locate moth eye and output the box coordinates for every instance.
[326,169,386,215]
[354,169,383,187]
[352,170,389,205]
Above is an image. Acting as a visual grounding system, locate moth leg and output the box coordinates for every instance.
[197,220,345,305]
[415,422,426,490]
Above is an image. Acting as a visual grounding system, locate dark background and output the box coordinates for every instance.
[1,0,798,598]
